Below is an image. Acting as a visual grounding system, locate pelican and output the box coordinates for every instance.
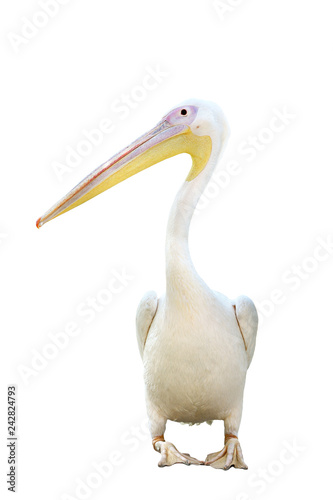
[37,99,258,469]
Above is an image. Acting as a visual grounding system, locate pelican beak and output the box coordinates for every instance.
[36,120,190,228]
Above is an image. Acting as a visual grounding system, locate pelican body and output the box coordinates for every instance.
[37,99,258,469]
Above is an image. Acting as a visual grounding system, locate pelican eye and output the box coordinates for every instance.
[181,109,187,116]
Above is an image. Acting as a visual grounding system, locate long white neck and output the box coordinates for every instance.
[165,137,224,304]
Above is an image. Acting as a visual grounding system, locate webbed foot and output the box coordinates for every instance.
[153,436,203,467]
[205,434,248,470]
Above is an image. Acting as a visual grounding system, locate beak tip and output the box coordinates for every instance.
[36,217,42,229]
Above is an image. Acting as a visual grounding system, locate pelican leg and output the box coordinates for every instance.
[153,437,203,467]
[205,412,248,470]
[147,402,203,467]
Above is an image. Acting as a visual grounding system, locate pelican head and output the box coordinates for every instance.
[36,99,228,228]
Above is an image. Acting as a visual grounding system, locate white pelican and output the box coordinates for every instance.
[37,99,258,469]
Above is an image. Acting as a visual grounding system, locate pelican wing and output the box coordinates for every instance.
[233,295,258,367]
[136,291,158,359]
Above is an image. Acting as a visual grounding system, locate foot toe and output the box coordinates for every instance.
[205,448,226,463]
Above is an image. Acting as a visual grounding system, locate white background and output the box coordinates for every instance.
[1,0,332,498]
